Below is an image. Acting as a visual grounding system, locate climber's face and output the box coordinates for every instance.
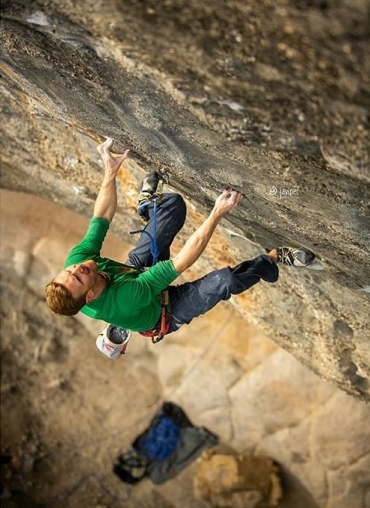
[54,260,99,299]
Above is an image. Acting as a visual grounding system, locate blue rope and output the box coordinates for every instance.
[130,197,159,265]
[152,198,159,264]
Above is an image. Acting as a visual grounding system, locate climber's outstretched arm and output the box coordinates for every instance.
[94,138,130,223]
[172,189,242,274]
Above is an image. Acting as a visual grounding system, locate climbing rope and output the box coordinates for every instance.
[130,197,159,265]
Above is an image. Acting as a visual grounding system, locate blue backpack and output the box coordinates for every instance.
[142,415,180,460]
[114,402,218,485]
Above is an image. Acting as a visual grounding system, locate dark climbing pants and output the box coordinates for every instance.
[126,193,279,335]
[127,193,187,267]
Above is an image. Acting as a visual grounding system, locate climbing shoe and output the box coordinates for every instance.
[138,171,164,224]
[266,247,315,267]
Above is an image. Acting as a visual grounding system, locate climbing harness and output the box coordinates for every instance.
[139,289,170,344]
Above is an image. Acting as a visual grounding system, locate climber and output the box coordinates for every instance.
[45,137,315,338]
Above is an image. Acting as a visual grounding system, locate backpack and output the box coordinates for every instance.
[113,402,218,485]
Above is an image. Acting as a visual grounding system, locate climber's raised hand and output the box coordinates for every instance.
[97,137,130,177]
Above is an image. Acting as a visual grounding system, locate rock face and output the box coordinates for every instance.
[1,0,369,401]
[1,1,370,502]
[193,451,282,507]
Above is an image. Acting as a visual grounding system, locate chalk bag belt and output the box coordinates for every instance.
[139,290,170,344]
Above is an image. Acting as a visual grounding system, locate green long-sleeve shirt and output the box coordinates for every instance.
[64,217,179,331]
